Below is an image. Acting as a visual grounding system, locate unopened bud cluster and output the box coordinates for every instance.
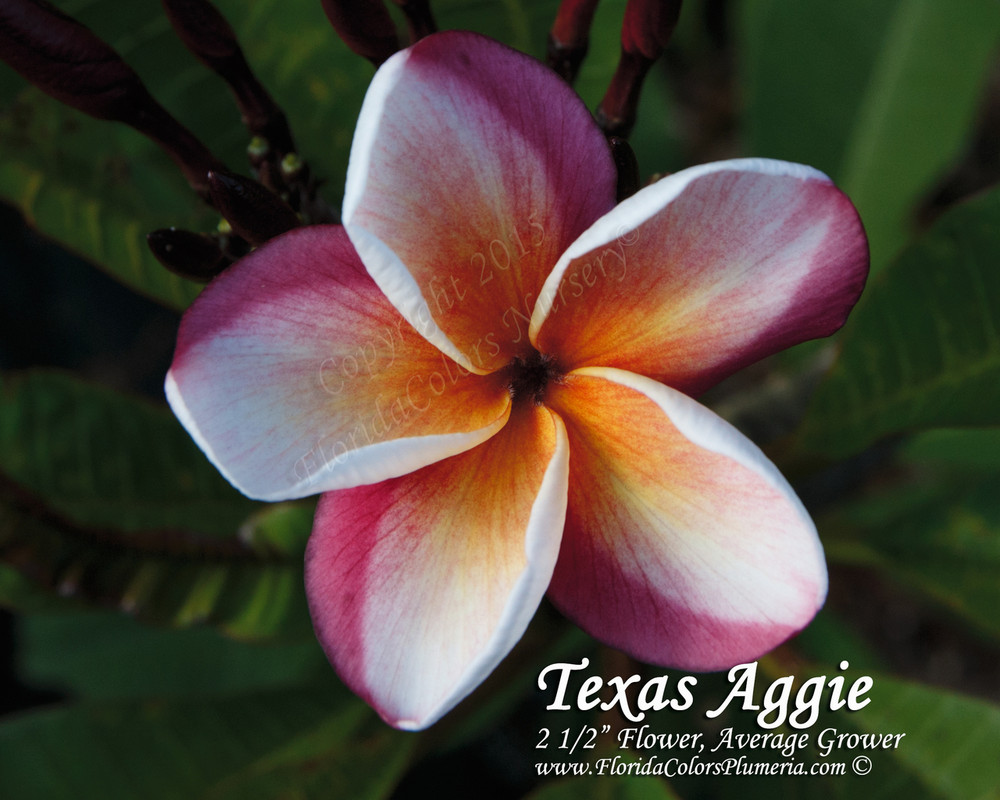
[1,0,677,282]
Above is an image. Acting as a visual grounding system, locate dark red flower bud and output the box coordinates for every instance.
[1,0,131,118]
[390,0,437,43]
[597,0,682,138]
[0,0,224,198]
[147,227,229,282]
[595,50,649,138]
[547,0,600,83]
[621,0,681,61]
[207,170,300,245]
[609,136,639,201]
[320,0,400,67]
[160,0,296,157]
[254,156,286,195]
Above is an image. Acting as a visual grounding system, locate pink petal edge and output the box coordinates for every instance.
[344,30,617,374]
[546,366,827,670]
[530,158,869,396]
[306,405,570,729]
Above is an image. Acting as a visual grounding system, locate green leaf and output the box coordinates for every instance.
[795,189,1000,458]
[900,427,1000,472]
[206,712,417,800]
[0,563,70,613]
[0,36,212,309]
[823,470,1000,641]
[792,608,889,674]
[0,684,415,800]
[836,0,1000,272]
[739,0,1000,273]
[429,0,560,56]
[0,156,205,310]
[0,369,256,534]
[739,0,897,176]
[838,675,1000,800]
[595,664,1000,800]
[236,500,316,557]
[0,370,317,638]
[525,774,681,799]
[742,666,1000,800]
[0,480,311,640]
[819,426,1000,640]
[16,608,325,700]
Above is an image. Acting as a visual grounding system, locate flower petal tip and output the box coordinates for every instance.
[533,159,869,394]
[306,405,569,729]
[545,368,828,672]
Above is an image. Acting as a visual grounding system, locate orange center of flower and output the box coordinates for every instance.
[502,350,562,405]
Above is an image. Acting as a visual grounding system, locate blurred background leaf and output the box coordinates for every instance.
[587,663,1000,800]
[525,773,682,799]
[0,369,255,533]
[845,674,1000,800]
[0,369,314,639]
[0,682,417,800]
[16,608,325,699]
[820,427,1000,641]
[795,188,1000,458]
[739,0,1000,274]
[0,484,312,640]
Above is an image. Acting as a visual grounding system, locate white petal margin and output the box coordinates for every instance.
[343,46,481,375]
[306,405,570,729]
[343,224,482,376]
[166,370,509,501]
[528,158,830,340]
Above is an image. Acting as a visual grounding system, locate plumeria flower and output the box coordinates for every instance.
[166,31,868,729]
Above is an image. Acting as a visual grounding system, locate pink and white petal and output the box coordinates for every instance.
[544,367,826,670]
[306,402,569,729]
[167,225,511,502]
[532,159,869,396]
[344,30,617,374]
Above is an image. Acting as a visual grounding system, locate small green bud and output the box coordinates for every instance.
[247,136,270,162]
[280,152,304,180]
